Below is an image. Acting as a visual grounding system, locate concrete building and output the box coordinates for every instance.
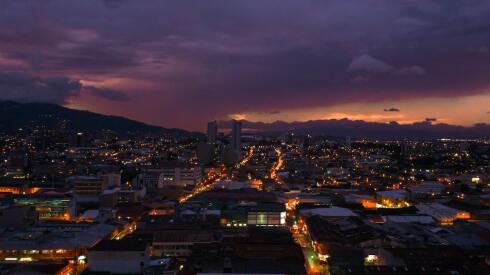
[0,223,115,262]
[68,132,89,148]
[231,120,242,155]
[207,120,218,144]
[415,203,470,225]
[135,167,164,190]
[160,164,201,188]
[221,145,238,166]
[100,172,121,188]
[197,142,215,166]
[15,194,76,221]
[67,175,108,196]
[247,202,286,226]
[87,239,149,274]
[410,181,447,199]
[152,230,221,257]
[0,205,37,228]
[5,150,28,177]
[300,206,359,219]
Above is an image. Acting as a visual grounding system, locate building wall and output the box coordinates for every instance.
[101,172,121,187]
[87,250,146,273]
[160,167,201,187]
[231,120,242,153]
[0,206,36,228]
[247,211,286,226]
[207,121,218,144]
[152,242,193,257]
[135,169,163,190]
[73,179,106,195]
[15,196,75,221]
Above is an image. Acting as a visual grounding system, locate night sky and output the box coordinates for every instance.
[0,0,489,130]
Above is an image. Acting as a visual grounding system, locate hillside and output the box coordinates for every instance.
[0,101,190,136]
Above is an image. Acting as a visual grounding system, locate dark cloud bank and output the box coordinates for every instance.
[0,72,129,104]
[0,1,489,127]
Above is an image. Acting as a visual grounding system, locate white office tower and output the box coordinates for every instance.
[231,120,242,155]
[207,121,218,144]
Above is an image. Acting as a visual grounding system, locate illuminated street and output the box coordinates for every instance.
[270,147,285,185]
[110,221,137,240]
[179,166,227,203]
[56,262,86,275]
[287,200,328,275]
[237,146,255,168]
[180,146,255,202]
[294,231,328,275]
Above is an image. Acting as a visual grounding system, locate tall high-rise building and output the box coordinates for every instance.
[231,120,242,154]
[207,121,218,144]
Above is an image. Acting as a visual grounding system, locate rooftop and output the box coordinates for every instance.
[90,239,148,252]
[0,223,115,250]
[301,206,358,217]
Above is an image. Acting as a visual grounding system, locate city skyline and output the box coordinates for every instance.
[0,0,490,131]
[1,2,490,274]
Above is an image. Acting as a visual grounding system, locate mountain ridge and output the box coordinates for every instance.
[218,118,490,139]
[0,100,191,136]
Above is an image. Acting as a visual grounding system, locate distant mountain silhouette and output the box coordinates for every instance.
[219,119,490,139]
[0,101,190,136]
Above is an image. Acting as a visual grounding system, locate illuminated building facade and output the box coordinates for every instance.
[160,164,202,188]
[15,195,75,221]
[247,203,286,226]
[0,186,40,195]
[376,190,410,208]
[0,223,115,263]
[135,168,163,190]
[68,176,108,196]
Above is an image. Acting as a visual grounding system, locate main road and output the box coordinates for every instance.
[270,147,285,185]
[179,146,254,203]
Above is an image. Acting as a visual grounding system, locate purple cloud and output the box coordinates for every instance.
[348,54,392,73]
[85,86,130,102]
[0,1,490,128]
[0,72,128,104]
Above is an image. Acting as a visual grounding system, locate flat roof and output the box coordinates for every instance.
[300,206,358,217]
[377,189,408,199]
[90,239,147,252]
[0,223,115,250]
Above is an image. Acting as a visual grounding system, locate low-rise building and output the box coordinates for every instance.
[376,190,410,208]
[410,181,447,199]
[247,202,286,226]
[0,223,115,263]
[135,167,164,190]
[152,230,222,257]
[67,175,107,196]
[87,239,149,274]
[415,203,470,225]
[15,194,75,221]
[0,205,37,228]
[160,163,201,188]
